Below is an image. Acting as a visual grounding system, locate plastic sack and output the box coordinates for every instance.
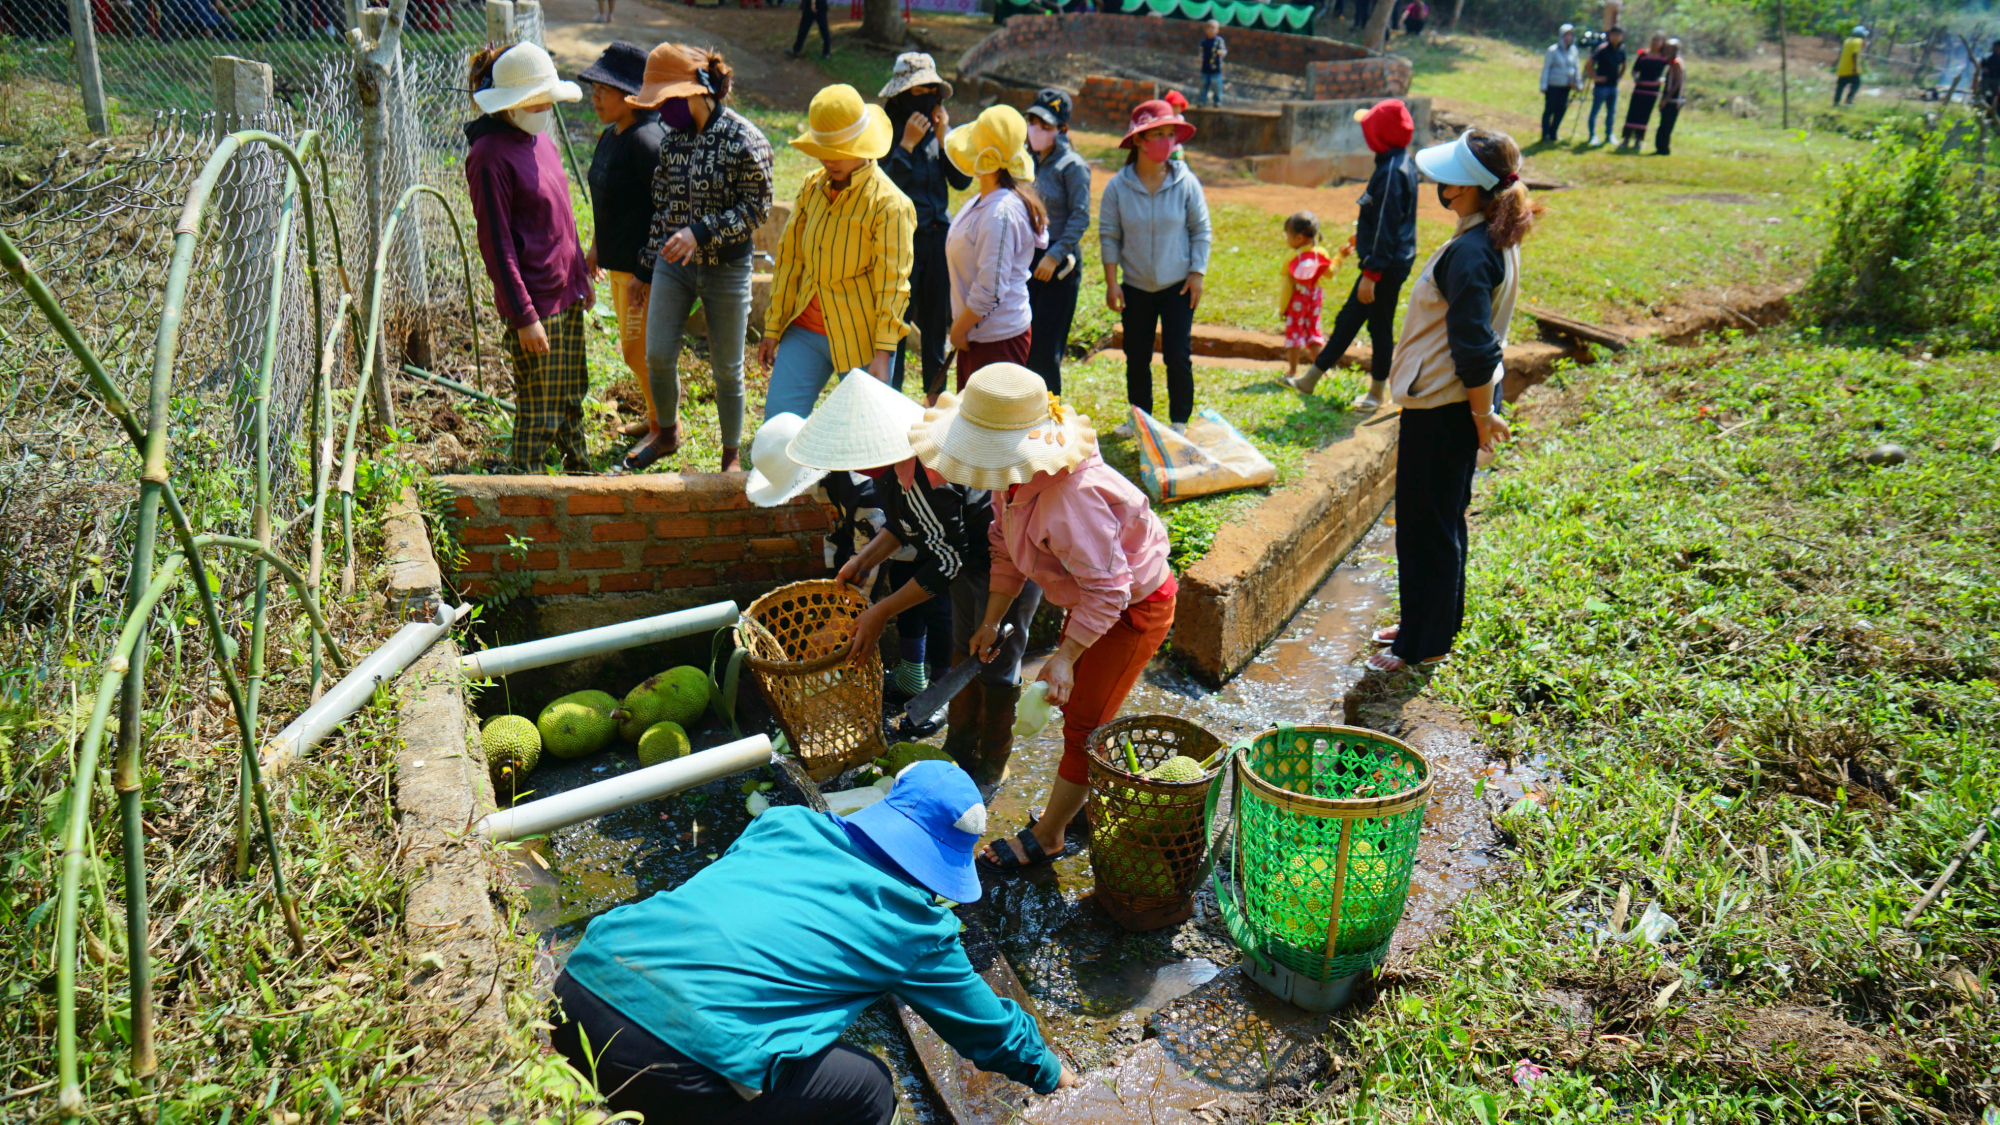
[1013,680,1062,738]
[1133,406,1277,503]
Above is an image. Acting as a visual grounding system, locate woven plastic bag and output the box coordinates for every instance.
[1133,406,1276,504]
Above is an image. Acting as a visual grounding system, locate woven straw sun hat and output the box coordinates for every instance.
[944,105,1034,181]
[473,42,581,114]
[787,371,926,472]
[745,413,829,508]
[910,363,1096,490]
[791,84,894,161]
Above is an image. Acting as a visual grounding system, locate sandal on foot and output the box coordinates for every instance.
[1370,625,1400,646]
[1364,650,1448,674]
[978,827,1073,873]
[1028,806,1092,841]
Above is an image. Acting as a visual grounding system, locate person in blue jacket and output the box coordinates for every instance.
[551,760,1078,1121]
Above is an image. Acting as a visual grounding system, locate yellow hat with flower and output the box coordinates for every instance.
[910,364,1096,490]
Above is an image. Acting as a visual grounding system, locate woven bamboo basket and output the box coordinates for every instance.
[1084,715,1225,931]
[739,580,888,781]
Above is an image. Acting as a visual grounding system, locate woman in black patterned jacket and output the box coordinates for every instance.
[620,44,774,473]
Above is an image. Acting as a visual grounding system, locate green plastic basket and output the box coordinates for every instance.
[1206,724,1431,982]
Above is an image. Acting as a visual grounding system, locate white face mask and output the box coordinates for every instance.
[508,107,553,136]
[1027,122,1056,154]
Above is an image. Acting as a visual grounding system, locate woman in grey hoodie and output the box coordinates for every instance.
[1099,99,1211,435]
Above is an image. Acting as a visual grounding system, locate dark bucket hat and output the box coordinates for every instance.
[577,40,649,96]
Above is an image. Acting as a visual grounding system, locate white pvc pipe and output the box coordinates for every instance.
[460,601,739,680]
[476,734,773,841]
[262,601,467,774]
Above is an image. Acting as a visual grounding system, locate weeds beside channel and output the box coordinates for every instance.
[1305,339,2000,1122]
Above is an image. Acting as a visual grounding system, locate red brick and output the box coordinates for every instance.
[517,520,560,542]
[599,571,658,593]
[568,548,626,570]
[567,494,627,516]
[777,559,831,581]
[497,549,559,572]
[749,537,799,558]
[460,548,504,572]
[499,494,553,516]
[633,492,694,513]
[532,578,590,596]
[453,496,480,517]
[771,506,828,533]
[460,523,511,546]
[711,515,772,536]
[591,520,648,542]
[702,491,754,511]
[690,541,747,563]
[457,577,496,596]
[641,545,684,566]
[655,517,711,538]
[656,568,719,588]
[732,562,775,582]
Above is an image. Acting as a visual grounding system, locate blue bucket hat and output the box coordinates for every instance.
[842,759,986,904]
[1415,131,1502,189]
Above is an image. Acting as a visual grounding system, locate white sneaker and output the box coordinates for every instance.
[1110,421,1136,439]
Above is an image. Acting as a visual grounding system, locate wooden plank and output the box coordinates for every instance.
[894,912,1048,1125]
[1526,305,1634,351]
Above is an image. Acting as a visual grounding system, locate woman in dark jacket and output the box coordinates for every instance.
[1368,129,1540,674]
[464,42,593,473]
[880,52,970,401]
[1023,87,1091,395]
[578,42,666,452]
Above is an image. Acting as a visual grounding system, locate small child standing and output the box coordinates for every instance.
[1198,20,1226,107]
[1279,212,1336,382]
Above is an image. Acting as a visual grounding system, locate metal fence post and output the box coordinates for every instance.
[64,0,110,135]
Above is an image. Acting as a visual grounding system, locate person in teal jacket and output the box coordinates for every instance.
[552,760,1076,1121]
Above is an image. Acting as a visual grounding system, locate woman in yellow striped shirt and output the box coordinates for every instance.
[757,85,918,419]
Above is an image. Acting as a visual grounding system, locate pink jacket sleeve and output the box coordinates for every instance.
[988,504,1026,598]
[1041,484,1132,649]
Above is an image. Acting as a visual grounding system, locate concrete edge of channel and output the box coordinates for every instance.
[383,486,516,1118]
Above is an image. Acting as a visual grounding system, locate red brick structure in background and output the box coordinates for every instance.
[439,474,828,600]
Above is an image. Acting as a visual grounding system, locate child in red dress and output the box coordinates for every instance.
[1279,212,1342,383]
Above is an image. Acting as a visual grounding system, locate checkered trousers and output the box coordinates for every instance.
[503,302,589,472]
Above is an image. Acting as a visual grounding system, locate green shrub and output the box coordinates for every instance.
[1800,128,2000,350]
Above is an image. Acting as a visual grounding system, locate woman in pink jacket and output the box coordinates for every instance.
[911,362,1176,871]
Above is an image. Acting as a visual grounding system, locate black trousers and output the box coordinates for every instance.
[791,0,831,56]
[1350,0,1373,29]
[1392,401,1478,664]
[890,558,953,673]
[1026,251,1080,395]
[1314,270,1406,384]
[893,226,951,397]
[1541,86,1571,142]
[1834,75,1859,104]
[1120,281,1196,424]
[551,973,897,1125]
[1655,104,1680,154]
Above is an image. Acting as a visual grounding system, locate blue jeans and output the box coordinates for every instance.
[1587,85,1618,140]
[1198,72,1222,107]
[648,256,752,449]
[763,324,838,421]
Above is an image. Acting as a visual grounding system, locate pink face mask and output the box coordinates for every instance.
[1027,122,1056,154]
[1138,134,1177,163]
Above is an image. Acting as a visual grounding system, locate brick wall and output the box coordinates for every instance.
[1076,75,1159,130]
[439,473,828,599]
[1309,56,1413,99]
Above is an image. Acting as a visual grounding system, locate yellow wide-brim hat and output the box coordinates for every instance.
[910,363,1096,491]
[791,84,894,161]
[943,104,1034,181]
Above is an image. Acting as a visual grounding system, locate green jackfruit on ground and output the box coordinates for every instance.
[619,667,711,741]
[538,690,620,760]
[636,721,692,767]
[483,714,541,790]
[875,741,953,776]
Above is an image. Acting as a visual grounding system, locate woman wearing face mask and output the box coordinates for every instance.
[577,43,665,454]
[879,53,968,401]
[1098,100,1211,437]
[1024,88,1090,395]
[620,44,773,473]
[1366,129,1541,675]
[465,42,594,473]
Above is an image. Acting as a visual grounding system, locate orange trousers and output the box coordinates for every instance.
[1056,595,1176,785]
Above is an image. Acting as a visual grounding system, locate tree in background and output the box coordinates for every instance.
[863,0,903,44]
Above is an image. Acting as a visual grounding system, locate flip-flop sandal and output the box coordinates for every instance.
[616,433,679,474]
[978,827,1077,873]
[1364,651,1449,674]
[1370,626,1400,646]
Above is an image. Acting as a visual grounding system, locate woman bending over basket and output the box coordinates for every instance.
[912,363,1177,872]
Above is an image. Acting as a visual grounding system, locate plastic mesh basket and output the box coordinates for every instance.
[1085,716,1225,931]
[1209,724,1431,981]
[739,581,887,781]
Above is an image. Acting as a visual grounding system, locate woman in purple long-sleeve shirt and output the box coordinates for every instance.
[465,42,594,472]
[941,106,1045,399]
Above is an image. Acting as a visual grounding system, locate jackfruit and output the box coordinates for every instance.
[1146,755,1207,784]
[483,714,541,789]
[537,690,620,760]
[636,720,692,767]
[875,741,954,777]
[619,667,711,741]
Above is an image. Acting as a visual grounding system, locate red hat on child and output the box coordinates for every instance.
[1120,98,1196,148]
[1355,98,1415,154]
[1162,89,1189,112]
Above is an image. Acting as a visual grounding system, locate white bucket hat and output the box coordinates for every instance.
[745,413,829,508]
[1415,130,1501,189]
[786,371,926,472]
[473,42,582,115]
[910,363,1096,491]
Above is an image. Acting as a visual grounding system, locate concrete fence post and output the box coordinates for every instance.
[514,0,543,45]
[65,0,110,135]
[485,0,517,43]
[350,0,413,431]
[212,55,280,443]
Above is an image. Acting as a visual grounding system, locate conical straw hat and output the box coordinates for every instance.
[786,370,926,472]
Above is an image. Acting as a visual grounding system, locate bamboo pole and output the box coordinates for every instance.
[309,294,354,699]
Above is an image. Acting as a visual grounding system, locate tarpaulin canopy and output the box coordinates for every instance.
[1111,0,1317,31]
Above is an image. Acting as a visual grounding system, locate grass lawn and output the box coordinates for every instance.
[1333,338,2000,1122]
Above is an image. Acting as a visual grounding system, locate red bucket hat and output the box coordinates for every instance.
[1119,98,1196,148]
